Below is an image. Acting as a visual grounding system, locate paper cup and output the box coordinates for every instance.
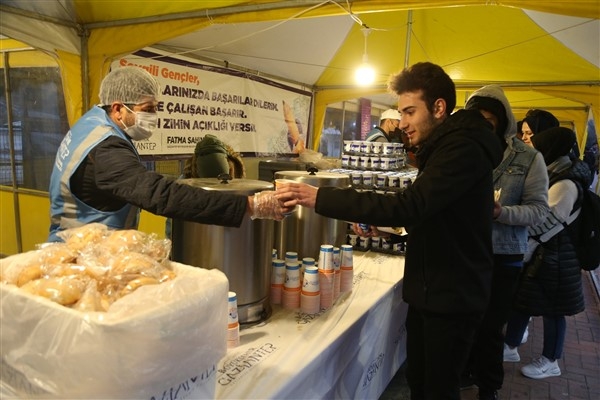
[362,172,373,187]
[341,244,353,267]
[360,141,371,154]
[284,261,301,289]
[318,244,334,271]
[371,142,383,154]
[271,258,286,304]
[351,172,362,186]
[302,266,320,293]
[227,292,240,348]
[359,236,370,250]
[348,234,358,246]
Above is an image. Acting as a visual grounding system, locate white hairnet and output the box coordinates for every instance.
[99,66,160,105]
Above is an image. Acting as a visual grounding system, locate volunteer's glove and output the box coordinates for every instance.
[251,190,285,220]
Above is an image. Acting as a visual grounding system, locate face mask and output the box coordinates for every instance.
[121,105,158,141]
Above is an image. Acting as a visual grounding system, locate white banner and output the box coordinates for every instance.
[111,51,312,156]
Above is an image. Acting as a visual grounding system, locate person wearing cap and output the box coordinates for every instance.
[504,126,590,380]
[461,85,549,400]
[184,134,246,179]
[520,109,559,146]
[48,66,288,241]
[366,108,402,143]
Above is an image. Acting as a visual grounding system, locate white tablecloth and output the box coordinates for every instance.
[215,251,408,400]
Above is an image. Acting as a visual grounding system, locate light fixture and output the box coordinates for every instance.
[355,26,375,86]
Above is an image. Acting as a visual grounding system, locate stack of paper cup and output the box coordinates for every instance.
[333,247,341,301]
[340,244,354,293]
[227,291,240,348]
[318,244,335,310]
[270,259,286,304]
[282,261,301,309]
[300,266,320,314]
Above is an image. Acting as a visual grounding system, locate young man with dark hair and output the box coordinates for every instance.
[276,62,503,399]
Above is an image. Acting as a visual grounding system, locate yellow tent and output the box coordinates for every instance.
[1,0,599,255]
[1,0,598,148]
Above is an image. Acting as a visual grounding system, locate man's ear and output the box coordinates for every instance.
[110,102,124,113]
[433,99,446,118]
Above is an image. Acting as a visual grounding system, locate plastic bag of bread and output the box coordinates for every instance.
[56,222,109,252]
[1,226,177,312]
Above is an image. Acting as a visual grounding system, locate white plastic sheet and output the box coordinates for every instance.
[0,251,228,399]
[215,251,408,400]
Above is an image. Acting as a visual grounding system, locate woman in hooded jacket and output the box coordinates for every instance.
[504,127,591,380]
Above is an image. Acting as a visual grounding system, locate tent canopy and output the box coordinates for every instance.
[1,0,598,149]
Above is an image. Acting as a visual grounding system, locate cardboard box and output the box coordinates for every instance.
[0,251,228,399]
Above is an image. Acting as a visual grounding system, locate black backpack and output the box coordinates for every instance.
[570,181,600,271]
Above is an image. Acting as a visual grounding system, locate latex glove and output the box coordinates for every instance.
[251,191,289,220]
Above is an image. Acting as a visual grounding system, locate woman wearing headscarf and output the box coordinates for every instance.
[519,109,559,146]
[503,127,591,380]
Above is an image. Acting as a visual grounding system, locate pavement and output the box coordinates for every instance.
[380,270,600,400]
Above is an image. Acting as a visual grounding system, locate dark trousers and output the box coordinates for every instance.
[466,261,522,392]
[406,305,482,400]
[506,312,566,360]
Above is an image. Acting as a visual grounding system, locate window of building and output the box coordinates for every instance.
[0,57,69,191]
[318,100,391,158]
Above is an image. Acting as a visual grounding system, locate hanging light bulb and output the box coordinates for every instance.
[355,27,375,86]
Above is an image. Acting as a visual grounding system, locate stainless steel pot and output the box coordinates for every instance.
[170,177,274,324]
[274,170,351,260]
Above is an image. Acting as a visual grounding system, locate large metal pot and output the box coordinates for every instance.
[274,170,351,260]
[171,177,274,324]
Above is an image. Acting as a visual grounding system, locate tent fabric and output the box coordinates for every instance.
[1,0,598,151]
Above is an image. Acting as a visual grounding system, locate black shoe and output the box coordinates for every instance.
[478,389,498,400]
[460,374,477,390]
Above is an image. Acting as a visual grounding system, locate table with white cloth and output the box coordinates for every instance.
[215,251,408,400]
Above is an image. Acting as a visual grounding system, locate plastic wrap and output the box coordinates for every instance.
[0,250,228,399]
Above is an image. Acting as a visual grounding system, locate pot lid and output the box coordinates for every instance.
[274,170,351,187]
[176,175,273,195]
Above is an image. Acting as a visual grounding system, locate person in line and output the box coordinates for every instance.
[503,127,590,379]
[366,108,403,143]
[520,109,559,147]
[48,66,288,241]
[460,85,549,400]
[276,62,503,400]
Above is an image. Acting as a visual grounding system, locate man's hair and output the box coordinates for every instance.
[387,62,456,114]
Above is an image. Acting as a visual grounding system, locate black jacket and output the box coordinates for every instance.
[514,159,589,316]
[316,109,503,314]
[71,136,248,227]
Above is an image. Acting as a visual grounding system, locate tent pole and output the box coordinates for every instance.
[3,52,23,254]
[404,10,413,69]
[79,28,90,111]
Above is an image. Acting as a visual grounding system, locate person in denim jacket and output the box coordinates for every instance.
[461,85,550,400]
